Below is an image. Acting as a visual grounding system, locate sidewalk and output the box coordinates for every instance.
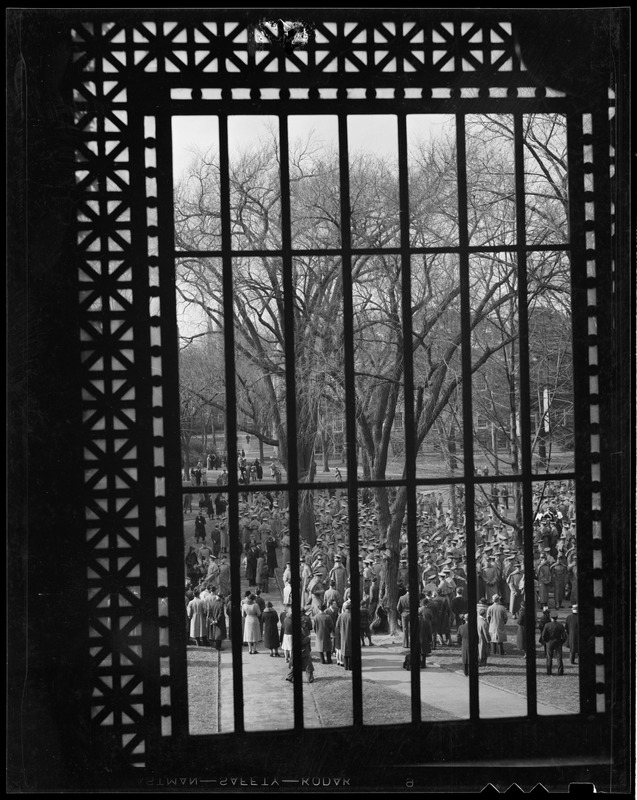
[216,567,322,733]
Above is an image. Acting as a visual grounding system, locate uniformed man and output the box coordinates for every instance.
[481,556,500,601]
[541,609,568,675]
[536,554,553,606]
[328,554,348,596]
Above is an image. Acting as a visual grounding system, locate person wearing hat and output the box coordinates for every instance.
[313,604,335,664]
[541,609,568,675]
[498,553,514,608]
[300,558,312,611]
[477,607,491,667]
[397,590,411,648]
[481,556,500,601]
[456,614,471,677]
[256,549,270,593]
[280,605,294,662]
[324,579,342,610]
[450,587,468,631]
[437,569,456,602]
[205,586,227,651]
[359,599,374,647]
[194,512,207,544]
[328,553,348,596]
[565,604,579,664]
[312,554,328,584]
[516,600,527,657]
[307,568,326,616]
[537,604,552,655]
[416,598,433,669]
[244,539,259,587]
[187,586,208,647]
[337,600,354,671]
[486,594,508,655]
[536,554,552,606]
[205,552,220,585]
[197,541,213,572]
[507,563,524,617]
[550,554,568,608]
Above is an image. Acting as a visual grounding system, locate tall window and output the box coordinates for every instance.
[62,9,627,786]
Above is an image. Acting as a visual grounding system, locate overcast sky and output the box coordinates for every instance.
[171,113,453,182]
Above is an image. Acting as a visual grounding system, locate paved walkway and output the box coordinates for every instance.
[208,565,568,733]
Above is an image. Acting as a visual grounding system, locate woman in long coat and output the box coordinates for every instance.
[486,595,508,655]
[242,594,262,654]
[262,601,280,657]
[338,601,353,671]
[187,588,208,646]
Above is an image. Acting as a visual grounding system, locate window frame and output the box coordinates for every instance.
[8,7,632,793]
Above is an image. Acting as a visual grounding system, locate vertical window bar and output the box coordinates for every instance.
[278,114,305,728]
[156,109,189,739]
[129,102,162,752]
[337,112,363,726]
[218,111,245,733]
[565,111,597,715]
[397,112,422,722]
[455,113,480,721]
[513,112,538,717]
[591,103,613,717]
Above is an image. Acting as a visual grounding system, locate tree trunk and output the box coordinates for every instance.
[374,483,408,636]
[182,438,192,481]
[299,460,317,545]
[322,429,330,472]
[361,447,371,479]
[449,481,458,526]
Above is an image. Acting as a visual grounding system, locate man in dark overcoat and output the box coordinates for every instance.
[541,610,568,675]
[313,606,335,664]
[457,615,471,676]
[194,513,207,543]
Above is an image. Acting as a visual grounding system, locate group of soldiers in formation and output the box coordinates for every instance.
[185,465,580,677]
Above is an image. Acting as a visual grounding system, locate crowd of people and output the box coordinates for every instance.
[185,460,579,678]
